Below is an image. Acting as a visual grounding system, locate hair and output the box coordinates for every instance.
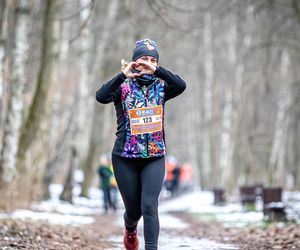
[121,58,129,71]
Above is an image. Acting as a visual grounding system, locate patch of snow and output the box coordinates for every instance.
[0,213,8,219]
[1,209,94,225]
[159,190,241,214]
[159,213,189,229]
[74,169,84,183]
[0,183,107,226]
[30,184,105,217]
[159,190,214,212]
[158,234,238,250]
[48,183,63,200]
[219,211,264,228]
[31,199,100,216]
[109,233,238,250]
[159,189,265,227]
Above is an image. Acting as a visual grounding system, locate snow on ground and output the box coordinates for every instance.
[114,188,264,229]
[0,183,240,249]
[284,191,300,223]
[111,189,242,249]
[30,184,105,215]
[4,183,290,249]
[5,209,95,225]
[0,185,262,227]
[0,183,106,225]
[108,233,238,250]
[159,189,264,227]
[1,175,300,250]
[112,211,239,249]
[1,183,299,228]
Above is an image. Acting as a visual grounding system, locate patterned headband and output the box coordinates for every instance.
[135,39,158,49]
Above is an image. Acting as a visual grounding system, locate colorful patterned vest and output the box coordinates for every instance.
[120,78,166,158]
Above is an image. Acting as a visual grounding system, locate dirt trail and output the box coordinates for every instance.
[0,211,237,250]
[1,210,300,249]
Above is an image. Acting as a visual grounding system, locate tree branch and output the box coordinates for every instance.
[60,0,94,21]
[68,0,96,45]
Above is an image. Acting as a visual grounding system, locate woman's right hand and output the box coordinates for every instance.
[122,62,140,78]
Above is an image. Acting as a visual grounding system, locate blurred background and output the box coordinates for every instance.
[0,0,300,210]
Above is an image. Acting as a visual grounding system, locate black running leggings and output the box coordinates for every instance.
[112,154,165,250]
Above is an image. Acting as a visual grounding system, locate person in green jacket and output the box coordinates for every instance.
[97,155,113,213]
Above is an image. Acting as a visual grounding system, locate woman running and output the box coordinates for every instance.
[96,38,186,250]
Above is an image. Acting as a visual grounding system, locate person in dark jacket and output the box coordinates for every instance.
[96,38,186,250]
[171,163,181,197]
[97,156,113,213]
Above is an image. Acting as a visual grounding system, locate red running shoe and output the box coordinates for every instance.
[123,227,139,250]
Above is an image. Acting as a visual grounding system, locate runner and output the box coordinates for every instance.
[97,155,113,214]
[96,38,186,250]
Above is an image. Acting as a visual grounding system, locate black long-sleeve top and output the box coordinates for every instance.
[96,66,186,157]
[96,66,186,103]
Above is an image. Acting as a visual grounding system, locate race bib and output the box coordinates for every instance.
[129,105,163,135]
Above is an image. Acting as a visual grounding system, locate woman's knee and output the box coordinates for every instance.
[141,198,158,216]
[125,207,142,222]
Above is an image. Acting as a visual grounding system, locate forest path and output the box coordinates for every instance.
[0,210,238,250]
[1,190,300,249]
[100,209,238,250]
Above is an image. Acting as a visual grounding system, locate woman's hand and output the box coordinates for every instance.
[122,62,140,78]
[122,61,157,78]
[136,61,156,75]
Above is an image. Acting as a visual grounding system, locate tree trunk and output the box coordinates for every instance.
[183,35,201,188]
[60,147,77,203]
[0,0,6,137]
[80,140,96,197]
[75,0,93,163]
[220,19,237,188]
[41,108,76,199]
[219,88,233,187]
[16,0,60,172]
[0,0,15,153]
[80,0,119,197]
[13,0,60,205]
[268,50,291,187]
[291,110,300,189]
[0,0,30,185]
[201,12,213,189]
[40,0,76,199]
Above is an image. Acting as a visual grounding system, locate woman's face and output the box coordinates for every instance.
[135,56,158,71]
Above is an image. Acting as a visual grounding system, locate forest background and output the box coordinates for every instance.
[0,0,300,210]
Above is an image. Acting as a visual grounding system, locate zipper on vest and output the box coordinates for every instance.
[142,85,149,157]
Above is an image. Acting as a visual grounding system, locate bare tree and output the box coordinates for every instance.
[268,50,291,186]
[14,0,61,203]
[0,0,6,136]
[80,0,120,197]
[201,11,213,188]
[0,0,30,185]
[60,147,77,203]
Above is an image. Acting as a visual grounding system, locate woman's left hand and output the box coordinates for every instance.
[137,61,157,75]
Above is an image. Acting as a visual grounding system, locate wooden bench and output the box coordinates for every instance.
[263,187,286,222]
[212,188,225,205]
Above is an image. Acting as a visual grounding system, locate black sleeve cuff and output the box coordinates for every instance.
[154,66,162,77]
[118,72,127,81]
